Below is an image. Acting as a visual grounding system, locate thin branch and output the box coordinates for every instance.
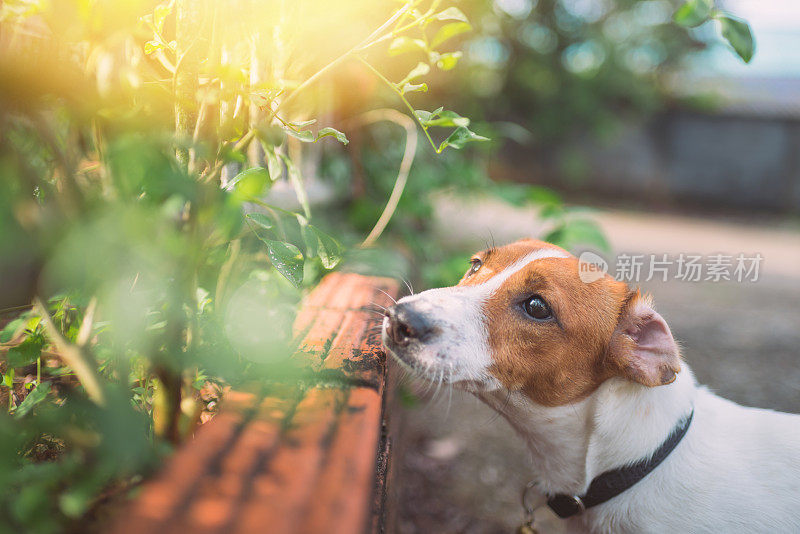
[75,297,97,348]
[352,109,418,248]
[271,3,412,118]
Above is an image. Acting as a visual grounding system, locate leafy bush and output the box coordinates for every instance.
[0,1,490,530]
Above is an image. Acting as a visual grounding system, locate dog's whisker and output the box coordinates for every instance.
[445,362,454,417]
[375,288,397,305]
[434,367,444,401]
[421,362,435,397]
[368,301,389,313]
[401,278,415,296]
[484,388,512,426]
[430,370,439,401]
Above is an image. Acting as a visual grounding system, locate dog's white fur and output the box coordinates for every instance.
[384,252,800,533]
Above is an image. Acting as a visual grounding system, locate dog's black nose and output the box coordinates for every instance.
[385,303,435,345]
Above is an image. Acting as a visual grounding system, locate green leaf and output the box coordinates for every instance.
[59,490,91,518]
[317,127,349,145]
[435,51,462,70]
[431,22,472,49]
[306,225,343,269]
[287,119,316,128]
[282,128,316,143]
[0,317,25,343]
[718,15,755,63]
[389,36,427,56]
[144,40,163,55]
[246,212,274,230]
[14,382,51,418]
[422,110,470,128]
[433,7,469,22]
[526,186,563,208]
[7,336,44,368]
[492,184,561,208]
[2,369,13,388]
[544,219,610,253]
[673,0,714,28]
[414,106,444,123]
[399,62,431,86]
[437,126,490,152]
[400,82,428,95]
[25,315,41,332]
[281,154,310,218]
[231,167,270,199]
[264,145,283,181]
[261,239,304,287]
[673,0,713,27]
[256,124,286,147]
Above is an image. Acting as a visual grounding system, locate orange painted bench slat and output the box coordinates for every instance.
[111,273,398,534]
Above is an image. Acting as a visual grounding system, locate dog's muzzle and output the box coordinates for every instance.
[383,303,437,346]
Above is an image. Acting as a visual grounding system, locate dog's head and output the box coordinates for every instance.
[382,239,681,406]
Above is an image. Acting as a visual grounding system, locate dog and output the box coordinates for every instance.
[382,238,800,533]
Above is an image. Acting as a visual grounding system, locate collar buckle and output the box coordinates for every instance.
[547,494,585,518]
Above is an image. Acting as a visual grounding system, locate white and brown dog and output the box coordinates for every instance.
[382,239,800,533]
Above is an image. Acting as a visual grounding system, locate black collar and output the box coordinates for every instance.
[547,409,694,519]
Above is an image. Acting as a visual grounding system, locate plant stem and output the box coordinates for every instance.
[358,58,440,152]
[271,3,412,119]
[355,3,438,52]
[214,239,240,308]
[354,109,418,248]
[154,366,182,444]
[174,0,208,167]
[34,298,106,406]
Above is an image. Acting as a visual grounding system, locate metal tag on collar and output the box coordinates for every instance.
[516,521,539,534]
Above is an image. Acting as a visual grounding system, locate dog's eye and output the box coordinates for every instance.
[524,295,552,321]
[467,259,482,276]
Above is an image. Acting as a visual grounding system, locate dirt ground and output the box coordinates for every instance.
[393,197,800,534]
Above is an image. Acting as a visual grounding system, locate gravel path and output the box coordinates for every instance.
[394,196,800,533]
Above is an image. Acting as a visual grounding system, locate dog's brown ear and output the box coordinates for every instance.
[608,291,681,387]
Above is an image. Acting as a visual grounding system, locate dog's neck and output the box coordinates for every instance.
[473,365,697,496]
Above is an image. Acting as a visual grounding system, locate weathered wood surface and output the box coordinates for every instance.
[112,273,399,534]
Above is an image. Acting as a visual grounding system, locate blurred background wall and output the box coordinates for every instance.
[450,0,800,213]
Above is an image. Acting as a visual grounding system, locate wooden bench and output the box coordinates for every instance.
[112,273,399,534]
